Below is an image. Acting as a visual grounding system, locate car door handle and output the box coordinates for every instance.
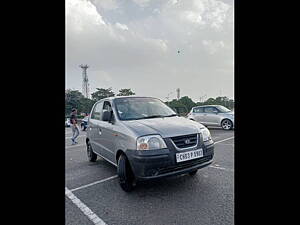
[98,128,102,135]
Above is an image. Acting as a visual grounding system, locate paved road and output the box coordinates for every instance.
[65,127,234,225]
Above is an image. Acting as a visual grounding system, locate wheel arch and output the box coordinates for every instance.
[220,118,233,126]
[116,149,126,162]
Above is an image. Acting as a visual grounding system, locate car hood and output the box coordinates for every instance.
[122,116,205,138]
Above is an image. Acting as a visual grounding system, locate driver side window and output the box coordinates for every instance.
[102,101,114,122]
[91,101,104,120]
[204,107,217,113]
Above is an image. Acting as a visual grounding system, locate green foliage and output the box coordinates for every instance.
[65,89,85,115]
[117,88,135,96]
[178,96,197,111]
[196,96,234,109]
[91,88,115,101]
[167,99,188,116]
[79,98,96,114]
[65,89,96,116]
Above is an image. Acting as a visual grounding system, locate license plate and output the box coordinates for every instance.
[176,149,203,163]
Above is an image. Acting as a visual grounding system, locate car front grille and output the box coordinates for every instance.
[170,134,198,149]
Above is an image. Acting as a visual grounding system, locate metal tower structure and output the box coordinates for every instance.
[176,88,180,100]
[79,64,90,99]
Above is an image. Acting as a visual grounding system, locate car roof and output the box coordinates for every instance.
[192,105,220,109]
[100,96,161,102]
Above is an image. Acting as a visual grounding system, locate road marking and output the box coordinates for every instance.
[70,175,118,192]
[214,136,234,144]
[65,187,106,225]
[209,165,234,172]
[65,143,86,150]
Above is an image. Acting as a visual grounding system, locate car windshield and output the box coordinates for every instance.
[114,97,177,121]
[216,105,231,113]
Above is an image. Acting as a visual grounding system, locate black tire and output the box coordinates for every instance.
[117,154,134,192]
[221,119,233,130]
[189,170,198,176]
[87,142,97,162]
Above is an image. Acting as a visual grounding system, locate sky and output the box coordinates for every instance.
[66,0,234,102]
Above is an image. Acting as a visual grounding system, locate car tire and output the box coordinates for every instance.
[117,154,134,192]
[221,119,233,130]
[189,170,198,176]
[87,142,97,162]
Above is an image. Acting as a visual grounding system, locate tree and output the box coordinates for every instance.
[79,98,96,115]
[178,96,196,111]
[167,99,188,116]
[65,89,85,115]
[91,88,115,101]
[117,88,135,96]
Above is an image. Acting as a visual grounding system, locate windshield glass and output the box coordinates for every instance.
[114,97,176,121]
[216,105,231,113]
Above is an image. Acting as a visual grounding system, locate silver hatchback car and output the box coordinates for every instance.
[187,105,234,130]
[86,96,214,192]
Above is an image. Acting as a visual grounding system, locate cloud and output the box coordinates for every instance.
[202,40,225,54]
[66,0,106,33]
[131,0,152,8]
[66,0,234,101]
[115,22,129,31]
[90,0,119,10]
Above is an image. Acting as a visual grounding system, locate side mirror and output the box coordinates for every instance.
[102,110,111,122]
[213,110,218,114]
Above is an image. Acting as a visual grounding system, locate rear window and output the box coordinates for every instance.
[204,107,217,113]
[193,107,204,113]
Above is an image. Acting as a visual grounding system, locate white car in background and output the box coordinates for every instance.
[65,118,71,127]
[187,105,234,130]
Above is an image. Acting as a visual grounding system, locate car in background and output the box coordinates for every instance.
[187,105,234,130]
[81,116,89,131]
[65,118,71,127]
[86,96,214,192]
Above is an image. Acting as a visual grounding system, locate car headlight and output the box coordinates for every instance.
[137,135,167,150]
[201,127,212,142]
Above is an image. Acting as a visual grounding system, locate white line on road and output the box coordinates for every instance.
[214,136,234,144]
[209,165,234,172]
[65,187,106,225]
[70,175,118,192]
[65,143,86,150]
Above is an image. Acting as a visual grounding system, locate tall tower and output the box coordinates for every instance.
[79,64,90,99]
[176,88,180,100]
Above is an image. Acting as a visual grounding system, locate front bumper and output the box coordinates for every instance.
[126,137,214,181]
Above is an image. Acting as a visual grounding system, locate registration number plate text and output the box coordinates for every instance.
[176,149,203,163]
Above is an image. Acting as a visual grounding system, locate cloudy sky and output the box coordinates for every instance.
[66,0,234,102]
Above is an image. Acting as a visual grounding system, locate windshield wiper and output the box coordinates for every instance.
[139,115,164,119]
[164,114,177,117]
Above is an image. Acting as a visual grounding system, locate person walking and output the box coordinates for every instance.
[70,108,80,145]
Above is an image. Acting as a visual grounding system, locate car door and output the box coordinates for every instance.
[96,101,116,163]
[203,106,220,126]
[193,107,205,123]
[89,101,104,155]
